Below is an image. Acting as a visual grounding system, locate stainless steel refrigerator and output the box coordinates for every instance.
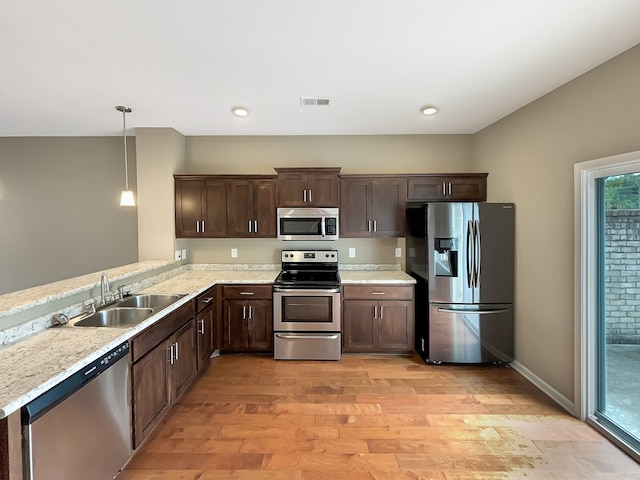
[406,202,515,363]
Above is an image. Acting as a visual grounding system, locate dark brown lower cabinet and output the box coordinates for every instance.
[342,285,415,354]
[220,285,273,353]
[130,303,197,448]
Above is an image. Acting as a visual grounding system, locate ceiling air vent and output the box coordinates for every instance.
[300,97,331,106]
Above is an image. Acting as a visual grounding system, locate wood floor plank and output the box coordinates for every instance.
[121,354,640,480]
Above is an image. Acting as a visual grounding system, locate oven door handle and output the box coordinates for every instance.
[273,287,341,294]
[275,333,340,340]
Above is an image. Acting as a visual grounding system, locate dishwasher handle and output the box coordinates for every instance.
[22,341,130,424]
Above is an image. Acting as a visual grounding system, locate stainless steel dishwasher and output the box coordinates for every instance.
[22,341,132,480]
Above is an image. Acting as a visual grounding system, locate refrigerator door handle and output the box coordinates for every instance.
[437,308,509,315]
[474,219,481,288]
[466,220,473,288]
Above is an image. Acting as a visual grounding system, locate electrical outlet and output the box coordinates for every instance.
[231,248,238,258]
[174,250,182,261]
[395,247,402,258]
[348,247,356,258]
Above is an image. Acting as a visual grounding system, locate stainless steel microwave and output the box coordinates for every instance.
[277,207,339,241]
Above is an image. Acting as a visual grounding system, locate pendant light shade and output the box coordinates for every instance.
[116,105,135,207]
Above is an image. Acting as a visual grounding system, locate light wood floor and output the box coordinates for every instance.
[121,354,640,479]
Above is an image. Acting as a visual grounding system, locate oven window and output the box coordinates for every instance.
[280,218,321,235]
[282,296,332,322]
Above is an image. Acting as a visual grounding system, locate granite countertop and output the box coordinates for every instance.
[0,265,413,418]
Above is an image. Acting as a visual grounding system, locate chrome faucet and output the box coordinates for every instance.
[100,273,111,306]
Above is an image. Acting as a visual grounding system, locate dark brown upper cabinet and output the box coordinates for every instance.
[275,167,341,207]
[340,176,407,238]
[406,173,487,202]
[174,177,227,238]
[226,177,277,238]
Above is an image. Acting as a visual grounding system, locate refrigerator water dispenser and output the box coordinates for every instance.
[434,238,457,277]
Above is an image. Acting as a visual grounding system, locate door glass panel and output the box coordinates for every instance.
[596,173,640,445]
[282,296,332,322]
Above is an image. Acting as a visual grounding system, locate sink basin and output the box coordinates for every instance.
[74,307,154,328]
[117,294,184,309]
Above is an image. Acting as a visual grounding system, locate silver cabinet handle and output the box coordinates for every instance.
[174,341,179,361]
[442,182,446,195]
[248,305,253,319]
[373,305,377,319]
[380,305,384,319]
[199,318,205,334]
[373,220,377,232]
[303,189,307,202]
[448,183,452,195]
[372,292,386,295]
[240,292,254,295]
[248,220,252,233]
[196,221,200,233]
[254,220,258,233]
[201,220,205,232]
[308,190,312,203]
[275,333,340,340]
[168,344,175,365]
[368,220,372,232]
[243,305,247,319]
[202,297,214,304]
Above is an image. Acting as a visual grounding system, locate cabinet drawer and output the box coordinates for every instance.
[222,284,272,300]
[196,285,215,313]
[131,301,195,363]
[342,285,413,300]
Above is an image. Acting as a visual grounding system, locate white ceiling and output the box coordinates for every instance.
[1,1,640,137]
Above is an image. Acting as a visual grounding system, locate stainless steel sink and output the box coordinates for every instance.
[117,294,184,309]
[74,307,154,328]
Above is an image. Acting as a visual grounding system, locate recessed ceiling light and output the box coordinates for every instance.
[420,106,438,116]
[232,106,249,117]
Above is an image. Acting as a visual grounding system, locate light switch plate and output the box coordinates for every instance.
[395,247,402,258]
[231,248,238,258]
[181,249,187,260]
[348,247,356,258]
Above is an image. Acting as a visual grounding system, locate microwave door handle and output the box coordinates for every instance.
[321,216,326,237]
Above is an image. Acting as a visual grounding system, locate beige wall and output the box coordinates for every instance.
[0,137,138,295]
[473,44,640,400]
[135,128,187,261]
[185,134,473,174]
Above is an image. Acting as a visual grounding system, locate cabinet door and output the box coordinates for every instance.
[371,178,407,237]
[448,176,487,201]
[342,300,377,351]
[407,174,487,202]
[201,179,228,237]
[172,319,197,401]
[132,338,172,448]
[222,300,248,351]
[277,173,308,207]
[196,308,214,372]
[307,174,340,207]
[340,179,372,237]
[377,300,414,352]
[175,179,202,237]
[227,179,254,237]
[247,300,273,351]
[253,179,277,237]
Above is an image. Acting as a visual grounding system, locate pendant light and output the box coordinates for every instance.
[116,105,135,207]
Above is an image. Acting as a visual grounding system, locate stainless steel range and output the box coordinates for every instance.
[273,249,341,360]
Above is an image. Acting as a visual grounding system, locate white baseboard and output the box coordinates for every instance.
[510,360,576,416]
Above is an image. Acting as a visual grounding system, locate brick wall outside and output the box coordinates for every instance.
[605,210,640,344]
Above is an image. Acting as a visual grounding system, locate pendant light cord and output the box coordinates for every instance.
[122,107,129,190]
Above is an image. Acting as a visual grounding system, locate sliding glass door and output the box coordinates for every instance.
[595,172,640,450]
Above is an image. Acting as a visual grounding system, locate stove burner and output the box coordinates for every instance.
[274,249,340,288]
